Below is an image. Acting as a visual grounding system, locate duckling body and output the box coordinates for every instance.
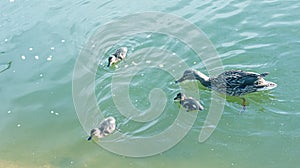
[107,47,128,67]
[174,93,204,112]
[87,116,116,141]
[176,69,277,96]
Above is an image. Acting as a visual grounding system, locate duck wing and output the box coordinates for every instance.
[218,70,266,87]
[213,70,272,96]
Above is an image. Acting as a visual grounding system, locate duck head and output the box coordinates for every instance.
[175,69,211,87]
[175,70,197,83]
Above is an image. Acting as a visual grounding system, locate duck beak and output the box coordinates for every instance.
[87,136,92,141]
[175,77,184,83]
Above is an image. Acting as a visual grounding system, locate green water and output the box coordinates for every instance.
[1,0,300,167]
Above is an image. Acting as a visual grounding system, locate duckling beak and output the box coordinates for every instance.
[174,95,180,101]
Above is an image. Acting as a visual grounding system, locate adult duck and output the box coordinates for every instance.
[176,69,277,111]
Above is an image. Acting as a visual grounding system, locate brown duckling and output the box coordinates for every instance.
[107,47,128,67]
[174,93,204,112]
[87,116,116,141]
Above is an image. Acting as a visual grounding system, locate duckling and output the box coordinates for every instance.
[176,69,277,111]
[107,47,128,67]
[87,116,116,141]
[174,93,204,112]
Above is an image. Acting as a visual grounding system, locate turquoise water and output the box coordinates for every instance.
[1,0,300,167]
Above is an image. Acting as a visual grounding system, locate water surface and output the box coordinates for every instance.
[1,0,300,167]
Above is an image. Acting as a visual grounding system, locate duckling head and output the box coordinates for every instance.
[114,47,127,59]
[87,128,104,141]
[174,93,185,101]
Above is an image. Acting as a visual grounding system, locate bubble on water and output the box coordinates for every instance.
[4,38,8,42]
[124,65,128,68]
[21,55,26,60]
[39,73,43,77]
[172,52,176,55]
[17,124,21,127]
[50,110,54,114]
[47,55,52,61]
[131,61,137,66]
[61,39,65,43]
[50,47,55,50]
[146,34,151,38]
[193,61,197,64]
[55,112,59,115]
[159,64,164,68]
[34,55,39,60]
[146,60,151,64]
[141,73,144,77]
[29,47,33,51]
[9,0,15,2]
[8,110,11,114]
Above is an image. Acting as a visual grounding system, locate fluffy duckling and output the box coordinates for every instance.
[107,47,128,67]
[174,93,204,112]
[87,116,116,141]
